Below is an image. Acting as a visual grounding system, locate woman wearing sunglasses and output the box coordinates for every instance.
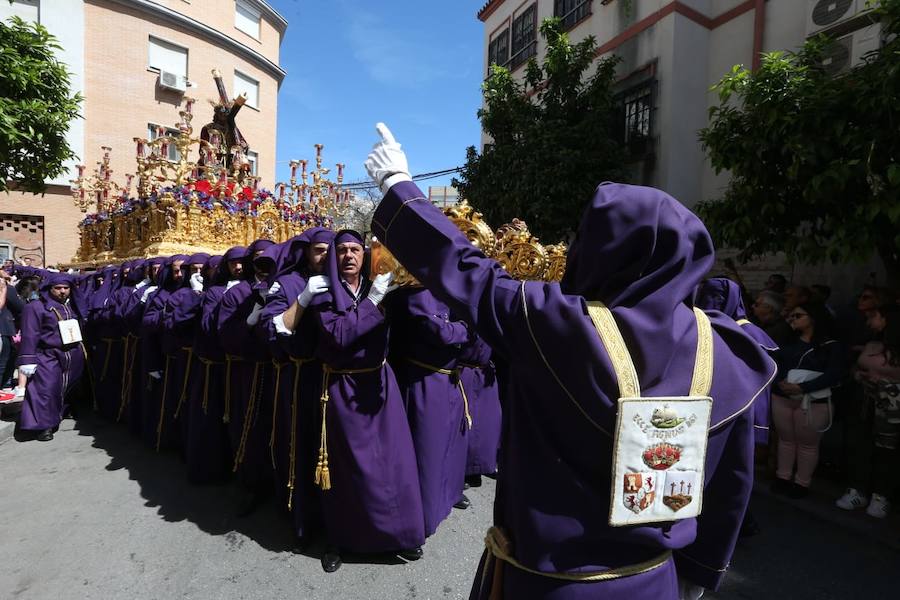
[772,302,844,498]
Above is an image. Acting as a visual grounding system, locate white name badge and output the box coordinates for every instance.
[58,319,83,345]
[609,397,712,527]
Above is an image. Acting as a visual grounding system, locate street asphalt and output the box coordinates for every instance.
[2,413,898,599]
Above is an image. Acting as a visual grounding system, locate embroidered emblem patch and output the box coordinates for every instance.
[623,472,657,514]
[662,471,698,512]
[641,442,682,470]
[609,397,712,527]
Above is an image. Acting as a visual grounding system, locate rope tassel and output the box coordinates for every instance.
[314,369,332,491]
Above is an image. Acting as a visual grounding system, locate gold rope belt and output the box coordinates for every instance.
[482,527,671,597]
[315,361,386,491]
[405,357,473,429]
[155,354,174,452]
[117,335,139,422]
[173,346,193,420]
[269,359,289,472]
[99,337,116,381]
[285,357,316,510]
[458,362,487,370]
[736,318,751,326]
[233,361,263,472]
[196,356,223,415]
[223,355,244,424]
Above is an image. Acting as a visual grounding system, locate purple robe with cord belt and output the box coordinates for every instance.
[459,333,501,477]
[218,240,275,489]
[258,227,334,537]
[16,277,86,431]
[185,250,243,483]
[306,233,425,553]
[696,277,778,445]
[372,181,776,599]
[386,286,470,537]
[88,266,124,420]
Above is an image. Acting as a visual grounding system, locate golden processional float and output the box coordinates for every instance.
[68,71,567,280]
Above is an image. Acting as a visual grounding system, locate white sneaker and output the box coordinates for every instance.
[836,488,868,510]
[866,494,890,519]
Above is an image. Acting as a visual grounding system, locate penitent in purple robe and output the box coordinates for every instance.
[695,277,778,445]
[87,265,125,420]
[307,231,425,553]
[259,227,334,538]
[458,333,501,478]
[386,286,470,537]
[16,274,86,432]
[372,181,777,600]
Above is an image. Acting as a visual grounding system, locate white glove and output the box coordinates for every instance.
[149,371,163,380]
[190,272,204,293]
[367,272,397,306]
[19,364,37,378]
[226,280,241,291]
[298,275,330,308]
[246,303,263,326]
[135,277,151,290]
[679,579,705,600]
[140,285,159,303]
[364,123,412,194]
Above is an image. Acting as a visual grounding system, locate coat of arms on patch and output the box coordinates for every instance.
[623,472,657,514]
[650,405,686,429]
[662,471,698,512]
[642,442,683,470]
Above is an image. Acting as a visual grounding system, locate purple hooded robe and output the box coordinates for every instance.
[87,265,124,419]
[306,229,426,553]
[385,286,470,537]
[16,273,87,432]
[371,181,777,599]
[459,332,501,478]
[259,227,334,536]
[695,277,777,445]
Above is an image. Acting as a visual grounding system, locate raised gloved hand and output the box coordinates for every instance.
[367,272,397,306]
[297,275,330,308]
[19,364,37,378]
[246,302,263,326]
[190,272,204,293]
[364,123,411,194]
[140,285,158,303]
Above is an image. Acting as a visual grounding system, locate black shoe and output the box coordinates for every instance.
[321,548,342,573]
[291,535,308,555]
[36,429,54,442]
[786,483,809,500]
[465,474,483,488]
[398,546,423,561]
[771,478,791,496]
[453,494,471,510]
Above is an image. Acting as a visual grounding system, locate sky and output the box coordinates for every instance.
[268,0,487,192]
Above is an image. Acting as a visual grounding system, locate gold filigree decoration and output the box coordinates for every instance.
[444,200,496,257]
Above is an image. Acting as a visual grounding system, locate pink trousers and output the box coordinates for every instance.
[772,394,830,487]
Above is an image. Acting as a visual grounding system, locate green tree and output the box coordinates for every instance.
[0,16,82,194]
[453,18,627,243]
[699,0,900,282]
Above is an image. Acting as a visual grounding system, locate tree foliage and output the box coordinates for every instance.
[0,16,82,194]
[453,18,627,243]
[699,0,900,282]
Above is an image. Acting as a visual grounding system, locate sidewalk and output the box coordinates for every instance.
[753,470,900,551]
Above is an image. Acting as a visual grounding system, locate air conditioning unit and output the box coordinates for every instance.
[820,22,882,75]
[158,70,186,93]
[806,0,870,36]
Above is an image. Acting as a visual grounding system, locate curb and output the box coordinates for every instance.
[0,419,15,446]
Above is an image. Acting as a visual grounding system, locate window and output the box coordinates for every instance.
[488,28,510,72]
[0,0,39,22]
[235,0,261,39]
[246,150,258,175]
[234,70,260,108]
[148,124,181,162]
[554,0,591,30]
[0,243,11,262]
[148,37,188,79]
[510,4,537,70]
[619,83,653,143]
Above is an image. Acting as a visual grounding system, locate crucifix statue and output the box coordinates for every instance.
[199,69,250,173]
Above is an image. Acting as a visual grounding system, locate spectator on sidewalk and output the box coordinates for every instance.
[752,290,794,347]
[765,273,787,294]
[772,302,843,499]
[836,304,900,518]
[0,271,25,392]
[782,285,812,318]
